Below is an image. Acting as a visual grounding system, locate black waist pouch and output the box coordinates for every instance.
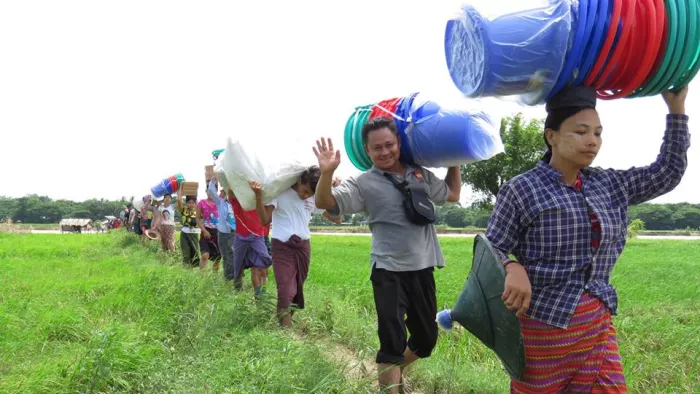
[383,172,435,226]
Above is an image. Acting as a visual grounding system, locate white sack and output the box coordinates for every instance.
[220,136,312,211]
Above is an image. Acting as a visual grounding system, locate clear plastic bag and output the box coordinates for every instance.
[214,152,231,193]
[403,93,504,168]
[444,0,573,105]
[220,136,311,211]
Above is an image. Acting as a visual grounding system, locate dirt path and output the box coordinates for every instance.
[289,331,423,393]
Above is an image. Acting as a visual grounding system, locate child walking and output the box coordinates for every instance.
[250,165,340,328]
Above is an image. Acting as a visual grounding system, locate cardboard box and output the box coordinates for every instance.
[205,165,215,181]
[181,182,199,197]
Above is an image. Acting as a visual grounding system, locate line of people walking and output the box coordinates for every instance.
[127,169,341,329]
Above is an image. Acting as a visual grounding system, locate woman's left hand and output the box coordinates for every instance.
[248,180,263,196]
[662,86,688,115]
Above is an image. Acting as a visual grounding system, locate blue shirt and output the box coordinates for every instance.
[208,180,235,234]
[485,114,690,329]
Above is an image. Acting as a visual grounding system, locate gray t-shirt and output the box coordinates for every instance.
[330,165,449,272]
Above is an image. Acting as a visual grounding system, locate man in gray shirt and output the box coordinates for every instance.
[314,117,462,393]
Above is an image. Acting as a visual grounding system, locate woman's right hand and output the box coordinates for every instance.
[313,137,341,173]
[662,86,688,115]
[202,229,211,239]
[502,262,532,317]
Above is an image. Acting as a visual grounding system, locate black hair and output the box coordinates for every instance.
[185,195,197,203]
[361,116,399,145]
[542,107,593,162]
[299,165,322,193]
[163,193,172,199]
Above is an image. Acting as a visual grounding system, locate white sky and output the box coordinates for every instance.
[1,0,697,205]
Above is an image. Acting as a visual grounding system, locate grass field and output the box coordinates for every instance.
[6,223,700,237]
[1,233,699,393]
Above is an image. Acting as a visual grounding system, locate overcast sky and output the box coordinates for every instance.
[1,0,697,205]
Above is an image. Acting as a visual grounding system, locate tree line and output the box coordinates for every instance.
[3,115,697,230]
[2,193,698,232]
[0,195,130,224]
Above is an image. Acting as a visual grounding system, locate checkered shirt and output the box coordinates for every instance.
[485,114,690,328]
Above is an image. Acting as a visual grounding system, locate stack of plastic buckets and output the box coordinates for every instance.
[444,0,700,104]
[344,93,503,171]
[344,98,412,171]
[150,173,185,198]
[445,1,572,105]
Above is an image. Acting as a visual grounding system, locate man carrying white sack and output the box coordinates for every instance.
[314,116,463,394]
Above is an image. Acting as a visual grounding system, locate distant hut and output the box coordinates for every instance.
[59,218,93,233]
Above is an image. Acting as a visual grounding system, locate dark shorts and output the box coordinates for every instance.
[371,266,438,365]
[133,217,142,235]
[199,227,221,261]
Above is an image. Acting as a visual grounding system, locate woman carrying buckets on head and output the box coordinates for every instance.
[250,167,341,328]
[485,86,690,393]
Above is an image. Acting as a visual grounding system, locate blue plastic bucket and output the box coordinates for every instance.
[403,96,502,168]
[445,1,572,104]
[151,182,168,198]
[394,93,418,165]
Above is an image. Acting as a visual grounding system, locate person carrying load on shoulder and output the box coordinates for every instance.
[313,117,463,394]
[250,166,341,328]
[227,185,272,296]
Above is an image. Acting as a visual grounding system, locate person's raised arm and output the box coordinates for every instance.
[322,210,342,224]
[313,137,341,211]
[614,87,691,205]
[207,178,223,203]
[249,180,274,226]
[444,166,462,203]
[176,184,184,212]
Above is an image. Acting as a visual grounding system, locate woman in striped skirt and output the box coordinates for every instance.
[485,86,690,393]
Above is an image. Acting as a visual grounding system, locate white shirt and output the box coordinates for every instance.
[269,189,324,242]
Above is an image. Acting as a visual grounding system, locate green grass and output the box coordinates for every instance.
[1,233,699,393]
[12,223,699,236]
[0,233,369,393]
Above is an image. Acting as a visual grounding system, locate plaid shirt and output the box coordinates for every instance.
[486,114,690,329]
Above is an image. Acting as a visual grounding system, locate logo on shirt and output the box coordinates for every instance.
[413,169,424,182]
